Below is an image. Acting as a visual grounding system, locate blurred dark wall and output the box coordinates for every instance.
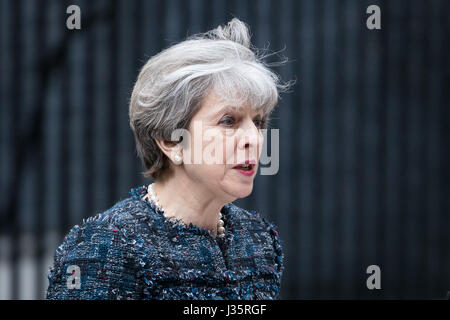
[0,0,449,299]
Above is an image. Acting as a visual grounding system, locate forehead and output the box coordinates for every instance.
[197,90,263,119]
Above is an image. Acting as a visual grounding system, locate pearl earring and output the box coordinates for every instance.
[173,152,183,165]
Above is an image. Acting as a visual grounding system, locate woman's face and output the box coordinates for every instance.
[181,90,265,202]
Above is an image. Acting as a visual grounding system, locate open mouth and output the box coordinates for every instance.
[233,163,255,171]
[232,160,256,173]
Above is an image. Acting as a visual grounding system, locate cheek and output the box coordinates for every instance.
[222,134,237,164]
[204,131,236,165]
[184,163,227,184]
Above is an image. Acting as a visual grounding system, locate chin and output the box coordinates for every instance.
[230,182,254,199]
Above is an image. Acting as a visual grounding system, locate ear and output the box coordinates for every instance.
[155,138,182,164]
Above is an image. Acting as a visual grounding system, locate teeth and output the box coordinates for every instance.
[236,164,251,170]
[234,163,253,170]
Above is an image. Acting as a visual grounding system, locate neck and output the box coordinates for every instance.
[152,172,227,235]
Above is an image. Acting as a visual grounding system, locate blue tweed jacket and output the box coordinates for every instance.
[46,185,284,300]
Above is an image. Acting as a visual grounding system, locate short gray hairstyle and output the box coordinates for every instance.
[129,18,292,180]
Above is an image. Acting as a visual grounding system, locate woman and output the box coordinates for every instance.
[46,18,290,300]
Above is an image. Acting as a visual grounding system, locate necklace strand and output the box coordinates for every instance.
[147,183,225,238]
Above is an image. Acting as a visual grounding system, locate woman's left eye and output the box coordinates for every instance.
[253,119,262,127]
[253,118,265,128]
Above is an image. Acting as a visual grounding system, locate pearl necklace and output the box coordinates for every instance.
[147,183,225,238]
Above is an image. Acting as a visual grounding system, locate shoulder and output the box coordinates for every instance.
[57,197,142,246]
[55,188,156,254]
[46,196,146,299]
[49,197,139,266]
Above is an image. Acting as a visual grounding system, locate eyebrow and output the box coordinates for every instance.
[215,105,264,117]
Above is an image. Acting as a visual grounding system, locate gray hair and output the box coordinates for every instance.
[129,18,293,180]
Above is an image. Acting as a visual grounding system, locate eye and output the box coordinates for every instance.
[253,117,267,129]
[219,115,235,127]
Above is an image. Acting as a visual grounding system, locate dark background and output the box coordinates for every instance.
[0,0,449,299]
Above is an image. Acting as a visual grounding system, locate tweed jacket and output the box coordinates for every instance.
[46,185,284,300]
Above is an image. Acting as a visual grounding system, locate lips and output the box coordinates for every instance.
[232,160,256,177]
[233,160,256,171]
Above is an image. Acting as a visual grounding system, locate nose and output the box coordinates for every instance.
[237,118,262,150]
